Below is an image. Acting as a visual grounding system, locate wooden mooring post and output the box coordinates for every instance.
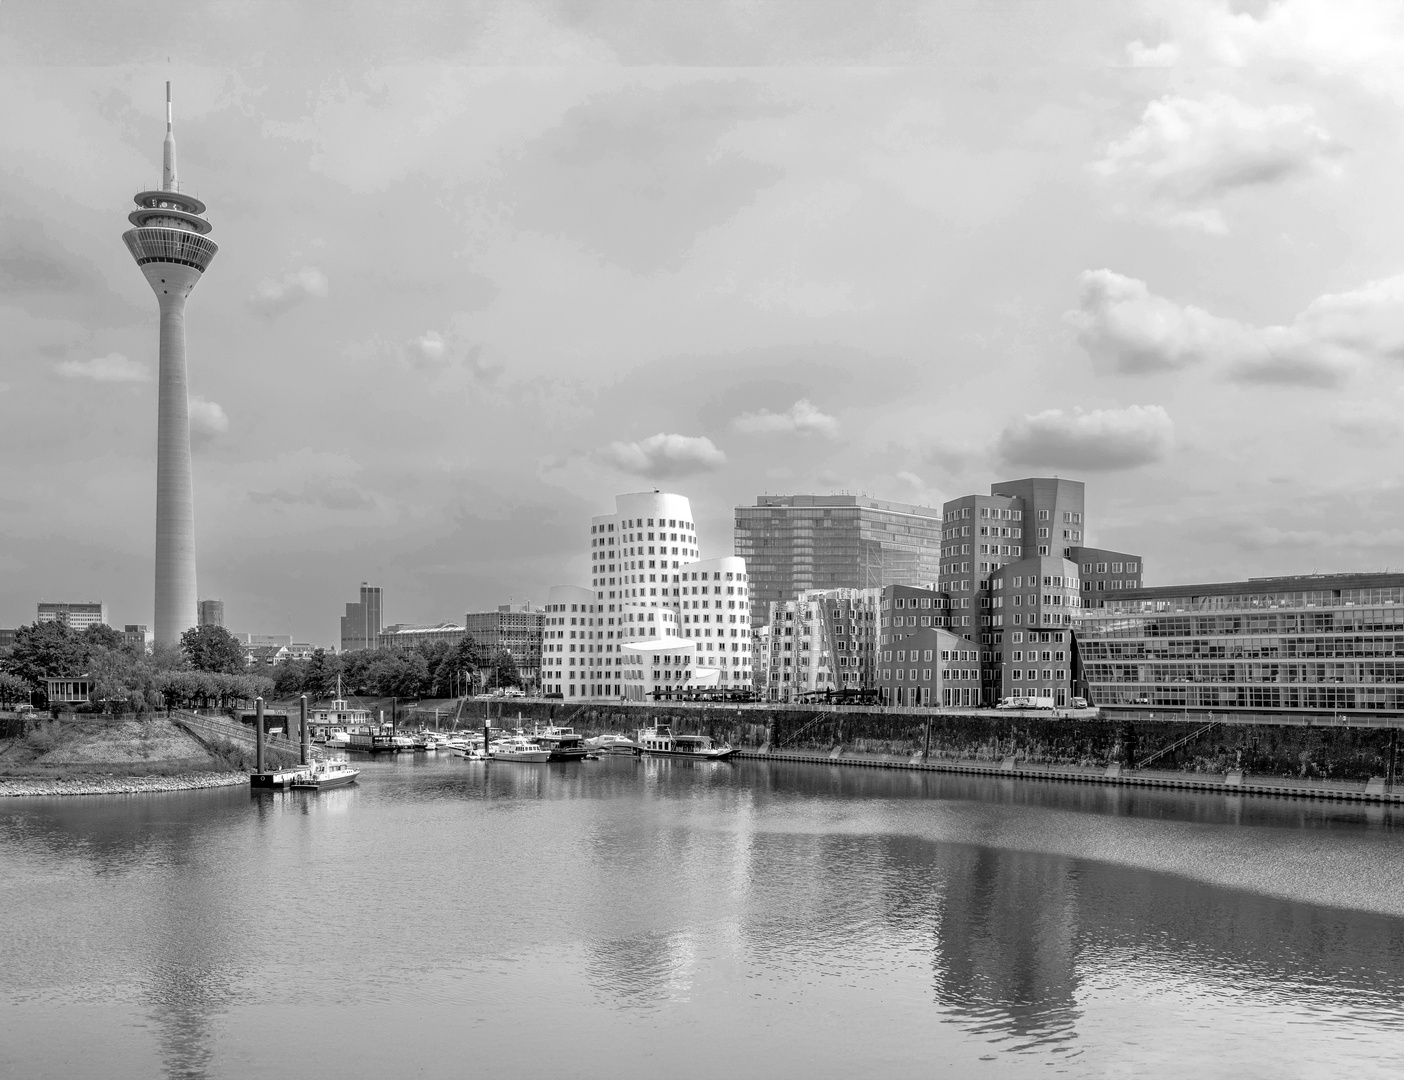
[255,696,265,773]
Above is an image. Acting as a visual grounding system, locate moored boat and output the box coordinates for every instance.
[588,733,638,755]
[490,736,551,763]
[533,726,589,762]
[291,756,360,789]
[634,725,735,761]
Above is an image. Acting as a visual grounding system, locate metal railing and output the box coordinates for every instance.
[172,710,327,762]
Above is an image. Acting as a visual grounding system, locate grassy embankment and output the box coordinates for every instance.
[0,716,297,779]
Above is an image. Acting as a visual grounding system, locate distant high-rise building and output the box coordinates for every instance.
[734,495,943,626]
[339,582,383,652]
[37,601,107,631]
[122,83,218,646]
[197,599,224,627]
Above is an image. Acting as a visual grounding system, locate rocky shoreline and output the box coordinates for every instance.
[0,771,247,798]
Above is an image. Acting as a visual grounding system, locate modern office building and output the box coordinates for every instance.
[875,625,983,707]
[37,602,107,630]
[466,605,544,689]
[1076,572,1404,719]
[939,477,1143,707]
[339,583,383,653]
[762,594,835,701]
[548,491,753,700]
[379,623,467,652]
[762,586,883,701]
[734,495,943,626]
[197,599,224,627]
[122,84,218,645]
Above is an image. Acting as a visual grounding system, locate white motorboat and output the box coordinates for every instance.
[324,728,351,748]
[634,725,735,761]
[290,756,360,789]
[588,733,638,756]
[490,736,550,763]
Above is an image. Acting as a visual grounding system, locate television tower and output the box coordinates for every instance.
[121,83,218,646]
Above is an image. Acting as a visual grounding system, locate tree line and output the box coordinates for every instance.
[268,633,521,699]
[0,622,274,713]
[0,620,523,712]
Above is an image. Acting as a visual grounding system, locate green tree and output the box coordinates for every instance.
[81,623,129,655]
[180,625,246,674]
[0,671,34,708]
[6,621,89,686]
[489,649,521,689]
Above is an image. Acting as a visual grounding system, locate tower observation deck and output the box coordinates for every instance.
[122,83,218,646]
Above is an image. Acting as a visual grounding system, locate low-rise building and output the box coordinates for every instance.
[379,623,467,652]
[1077,572,1404,719]
[875,626,982,707]
[37,601,106,630]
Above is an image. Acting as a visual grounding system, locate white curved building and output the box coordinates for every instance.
[539,491,753,700]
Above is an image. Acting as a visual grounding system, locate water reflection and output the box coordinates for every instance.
[5,756,1404,1078]
[933,847,1082,1053]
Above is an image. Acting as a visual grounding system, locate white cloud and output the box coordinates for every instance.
[410,330,448,364]
[1092,93,1342,233]
[599,433,726,478]
[733,398,839,437]
[1198,0,1404,102]
[1066,269,1364,387]
[1126,40,1181,68]
[997,405,1174,471]
[246,267,329,317]
[54,352,149,383]
[189,396,229,443]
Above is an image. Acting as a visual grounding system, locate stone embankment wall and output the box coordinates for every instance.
[458,700,1401,781]
[0,772,246,798]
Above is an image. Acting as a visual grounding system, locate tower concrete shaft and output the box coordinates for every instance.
[122,83,218,646]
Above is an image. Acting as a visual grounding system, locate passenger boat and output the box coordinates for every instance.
[588,733,638,755]
[290,757,360,789]
[490,736,551,763]
[309,677,376,741]
[634,725,735,760]
[533,726,589,762]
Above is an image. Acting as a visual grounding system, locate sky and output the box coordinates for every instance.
[5,0,1404,645]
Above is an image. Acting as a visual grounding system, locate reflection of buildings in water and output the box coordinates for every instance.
[931,846,1082,1052]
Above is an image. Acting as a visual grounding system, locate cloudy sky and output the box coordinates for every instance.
[4,0,1404,644]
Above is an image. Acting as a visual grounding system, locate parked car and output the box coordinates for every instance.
[1070,697,1089,709]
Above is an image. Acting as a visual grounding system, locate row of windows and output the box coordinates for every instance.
[592,517,694,534]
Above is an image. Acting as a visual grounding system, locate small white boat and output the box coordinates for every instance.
[291,756,360,789]
[324,728,351,748]
[634,725,735,761]
[490,736,550,763]
[589,733,638,756]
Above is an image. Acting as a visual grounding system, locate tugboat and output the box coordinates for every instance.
[634,724,735,760]
[533,726,589,762]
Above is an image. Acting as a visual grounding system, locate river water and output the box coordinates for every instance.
[3,754,1404,1079]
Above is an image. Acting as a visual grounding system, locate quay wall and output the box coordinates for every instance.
[455,700,1401,782]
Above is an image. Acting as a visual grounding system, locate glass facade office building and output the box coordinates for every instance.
[734,495,943,626]
[1077,573,1404,716]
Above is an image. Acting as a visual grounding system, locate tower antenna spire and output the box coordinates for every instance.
[162,81,178,192]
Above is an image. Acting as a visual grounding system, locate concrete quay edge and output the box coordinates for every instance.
[735,750,1404,804]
